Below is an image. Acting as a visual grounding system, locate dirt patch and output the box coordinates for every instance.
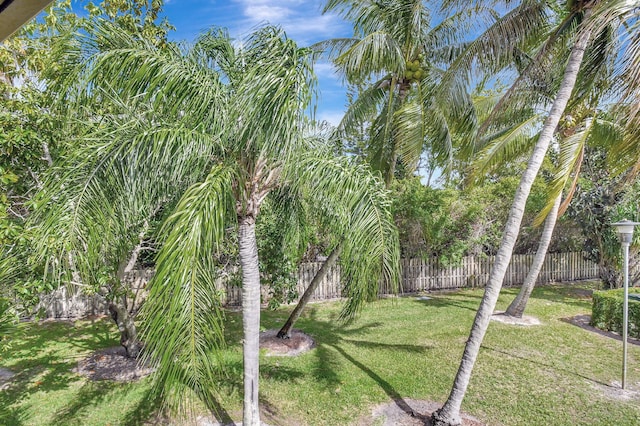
[591,380,640,402]
[0,367,15,390]
[567,287,593,299]
[73,346,154,382]
[562,314,640,346]
[359,399,484,426]
[491,311,541,326]
[259,329,315,357]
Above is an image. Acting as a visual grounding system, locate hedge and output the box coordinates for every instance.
[591,288,640,338]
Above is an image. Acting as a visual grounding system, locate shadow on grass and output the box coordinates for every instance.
[9,319,115,362]
[331,344,430,421]
[413,294,482,313]
[481,343,611,388]
[528,283,596,310]
[0,403,28,426]
[50,381,114,426]
[275,306,435,418]
[120,389,165,426]
[560,314,640,347]
[0,352,81,423]
[49,380,163,426]
[0,318,136,425]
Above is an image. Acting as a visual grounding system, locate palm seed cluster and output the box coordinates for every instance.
[404,54,425,83]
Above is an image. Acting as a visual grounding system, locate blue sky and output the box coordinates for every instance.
[161,0,353,125]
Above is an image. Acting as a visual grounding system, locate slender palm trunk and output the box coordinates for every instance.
[505,193,562,318]
[238,216,261,426]
[384,76,399,186]
[277,244,342,339]
[432,24,592,426]
[385,77,415,185]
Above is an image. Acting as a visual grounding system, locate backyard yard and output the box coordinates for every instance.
[1,282,639,425]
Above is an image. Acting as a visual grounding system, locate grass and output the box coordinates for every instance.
[2,282,640,425]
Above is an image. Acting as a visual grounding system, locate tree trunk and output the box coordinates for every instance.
[432,24,592,426]
[105,233,147,359]
[277,244,342,339]
[384,76,399,186]
[505,193,561,318]
[108,298,142,358]
[238,216,261,426]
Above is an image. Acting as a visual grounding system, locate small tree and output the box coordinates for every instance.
[48,21,400,425]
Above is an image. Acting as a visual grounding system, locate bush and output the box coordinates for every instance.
[591,288,640,338]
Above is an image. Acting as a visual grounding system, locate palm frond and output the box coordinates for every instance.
[334,31,405,83]
[57,19,228,133]
[394,98,425,172]
[231,26,316,163]
[289,154,400,320]
[469,113,542,182]
[335,76,389,139]
[534,118,592,224]
[439,0,552,94]
[140,165,234,414]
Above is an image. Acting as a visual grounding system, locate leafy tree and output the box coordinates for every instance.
[567,146,639,288]
[6,0,173,355]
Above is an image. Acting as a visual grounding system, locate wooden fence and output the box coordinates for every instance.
[40,251,599,318]
[399,251,598,293]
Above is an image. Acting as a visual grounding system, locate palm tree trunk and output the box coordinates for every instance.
[277,244,342,339]
[384,76,399,186]
[432,24,592,426]
[238,216,261,426]
[505,193,561,318]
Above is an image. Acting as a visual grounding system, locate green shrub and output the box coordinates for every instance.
[591,288,640,338]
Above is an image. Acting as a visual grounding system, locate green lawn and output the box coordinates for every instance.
[2,282,640,425]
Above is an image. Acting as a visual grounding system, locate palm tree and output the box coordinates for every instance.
[504,107,603,317]
[472,106,608,318]
[6,1,174,358]
[433,1,640,424]
[30,145,172,358]
[275,155,400,338]
[274,0,487,340]
[43,20,399,425]
[467,0,625,319]
[276,0,554,354]
[320,0,481,185]
[504,193,561,315]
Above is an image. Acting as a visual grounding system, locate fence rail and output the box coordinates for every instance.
[39,251,599,318]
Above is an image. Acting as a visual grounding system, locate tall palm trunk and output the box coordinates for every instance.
[238,216,261,426]
[277,244,342,339]
[432,24,592,426]
[505,193,562,318]
[383,76,400,186]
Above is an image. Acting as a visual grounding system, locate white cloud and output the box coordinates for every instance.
[243,4,294,22]
[230,0,349,44]
[317,110,345,127]
[314,61,340,79]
